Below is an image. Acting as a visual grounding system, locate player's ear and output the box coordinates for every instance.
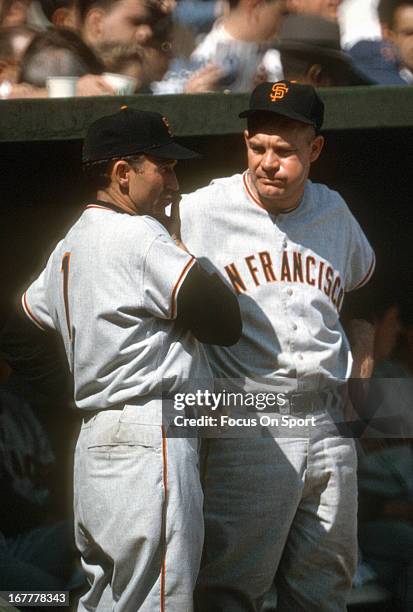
[243,129,250,148]
[112,160,130,189]
[309,134,324,162]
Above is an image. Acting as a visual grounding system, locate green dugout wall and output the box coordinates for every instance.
[1,86,413,320]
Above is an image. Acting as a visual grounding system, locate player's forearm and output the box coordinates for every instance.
[345,318,375,421]
[346,318,375,379]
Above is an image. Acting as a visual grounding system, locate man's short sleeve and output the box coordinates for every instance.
[22,267,56,331]
[143,234,195,319]
[345,216,376,292]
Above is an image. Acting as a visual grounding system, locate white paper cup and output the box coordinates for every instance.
[46,77,78,98]
[102,72,137,95]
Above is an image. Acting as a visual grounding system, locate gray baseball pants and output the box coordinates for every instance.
[194,407,358,612]
[73,403,203,612]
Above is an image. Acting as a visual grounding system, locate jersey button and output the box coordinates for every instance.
[298,354,304,360]
[292,323,298,330]
[283,241,288,249]
[287,288,293,296]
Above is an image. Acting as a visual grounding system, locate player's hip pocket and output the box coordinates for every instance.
[82,409,163,453]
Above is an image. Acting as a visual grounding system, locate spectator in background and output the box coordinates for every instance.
[144,9,174,82]
[148,5,234,94]
[342,0,410,85]
[38,0,79,29]
[286,0,341,20]
[0,24,36,82]
[338,0,382,49]
[18,27,103,86]
[0,27,118,96]
[379,0,413,82]
[275,13,370,85]
[74,0,188,93]
[99,41,146,90]
[190,0,286,91]
[174,0,222,35]
[348,37,407,84]
[0,0,31,26]
[78,0,169,53]
[263,0,342,82]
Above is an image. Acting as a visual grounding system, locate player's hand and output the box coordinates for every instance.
[153,192,180,231]
[347,318,375,379]
[346,318,375,421]
[168,194,191,254]
[152,194,189,251]
[76,75,115,96]
[168,193,181,240]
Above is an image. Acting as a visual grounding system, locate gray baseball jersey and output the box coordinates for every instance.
[22,202,213,410]
[180,173,375,391]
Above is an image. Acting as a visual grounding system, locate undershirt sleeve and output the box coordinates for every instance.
[176,263,242,346]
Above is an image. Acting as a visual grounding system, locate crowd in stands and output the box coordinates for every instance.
[0,0,412,97]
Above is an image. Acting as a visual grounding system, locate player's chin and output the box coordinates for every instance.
[257,183,285,199]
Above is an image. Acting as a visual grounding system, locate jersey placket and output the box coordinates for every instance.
[272,214,302,372]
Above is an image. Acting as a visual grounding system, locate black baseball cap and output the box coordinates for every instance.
[82,108,200,163]
[239,80,324,131]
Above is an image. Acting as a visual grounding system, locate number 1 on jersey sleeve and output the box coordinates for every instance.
[61,252,72,341]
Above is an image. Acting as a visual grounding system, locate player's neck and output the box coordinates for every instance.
[96,189,137,216]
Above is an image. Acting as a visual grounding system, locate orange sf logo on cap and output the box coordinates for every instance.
[270,83,289,102]
[162,116,172,136]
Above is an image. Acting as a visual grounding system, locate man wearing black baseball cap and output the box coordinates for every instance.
[179,81,375,611]
[238,78,325,130]
[1,107,241,611]
[82,107,201,219]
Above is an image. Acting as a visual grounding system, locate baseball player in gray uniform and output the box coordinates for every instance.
[179,82,375,611]
[5,109,241,611]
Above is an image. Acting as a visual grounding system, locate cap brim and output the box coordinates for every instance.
[239,107,317,128]
[275,40,347,61]
[144,141,201,160]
